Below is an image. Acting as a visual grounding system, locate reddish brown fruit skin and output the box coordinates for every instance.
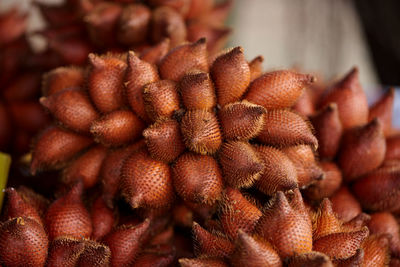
[361,234,391,267]
[143,80,180,121]
[245,70,314,109]
[256,190,313,258]
[48,38,92,65]
[117,4,151,45]
[219,188,262,240]
[103,219,150,267]
[292,86,317,117]
[90,110,145,147]
[219,141,265,188]
[31,126,93,174]
[319,67,368,130]
[313,199,342,240]
[87,54,127,113]
[91,196,115,240]
[40,87,99,133]
[151,6,187,47]
[334,248,364,267]
[369,88,395,136]
[159,38,208,81]
[283,145,323,188]
[352,163,400,212]
[339,118,386,181]
[42,67,84,96]
[100,140,146,205]
[77,240,111,267]
[330,186,362,223]
[192,222,234,258]
[0,217,48,267]
[305,161,342,200]
[62,145,107,188]
[144,119,185,162]
[287,252,333,267]
[3,188,42,224]
[179,71,217,110]
[311,103,343,159]
[257,109,318,149]
[173,152,223,204]
[125,51,159,122]
[211,46,250,106]
[230,231,282,267]
[121,150,174,209]
[179,257,229,267]
[254,145,298,195]
[47,238,85,267]
[45,182,92,241]
[368,212,400,257]
[219,101,266,141]
[248,56,264,82]
[385,135,400,161]
[17,186,49,219]
[180,109,222,155]
[313,227,369,260]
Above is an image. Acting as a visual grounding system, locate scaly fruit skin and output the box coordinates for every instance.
[0,217,49,267]
[45,182,92,240]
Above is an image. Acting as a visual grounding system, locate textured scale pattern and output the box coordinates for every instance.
[0,217,48,267]
[256,191,313,257]
[45,182,92,241]
[257,109,318,149]
[219,188,262,240]
[245,70,315,110]
[121,151,174,209]
[173,153,223,204]
[254,145,298,195]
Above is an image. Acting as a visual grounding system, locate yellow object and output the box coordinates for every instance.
[0,152,11,211]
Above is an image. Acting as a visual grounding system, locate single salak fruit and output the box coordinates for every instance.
[368,212,400,257]
[245,70,315,110]
[318,67,368,130]
[91,196,115,240]
[329,186,362,223]
[2,187,42,224]
[219,188,262,240]
[339,118,386,181]
[173,152,223,204]
[368,87,395,136]
[230,230,282,267]
[305,161,342,200]
[192,222,234,258]
[283,145,323,188]
[103,219,150,267]
[256,190,313,257]
[361,234,391,267]
[254,145,298,195]
[45,182,92,240]
[310,103,343,159]
[0,217,48,267]
[352,162,400,212]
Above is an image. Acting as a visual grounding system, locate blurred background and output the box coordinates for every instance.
[0,0,399,114]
